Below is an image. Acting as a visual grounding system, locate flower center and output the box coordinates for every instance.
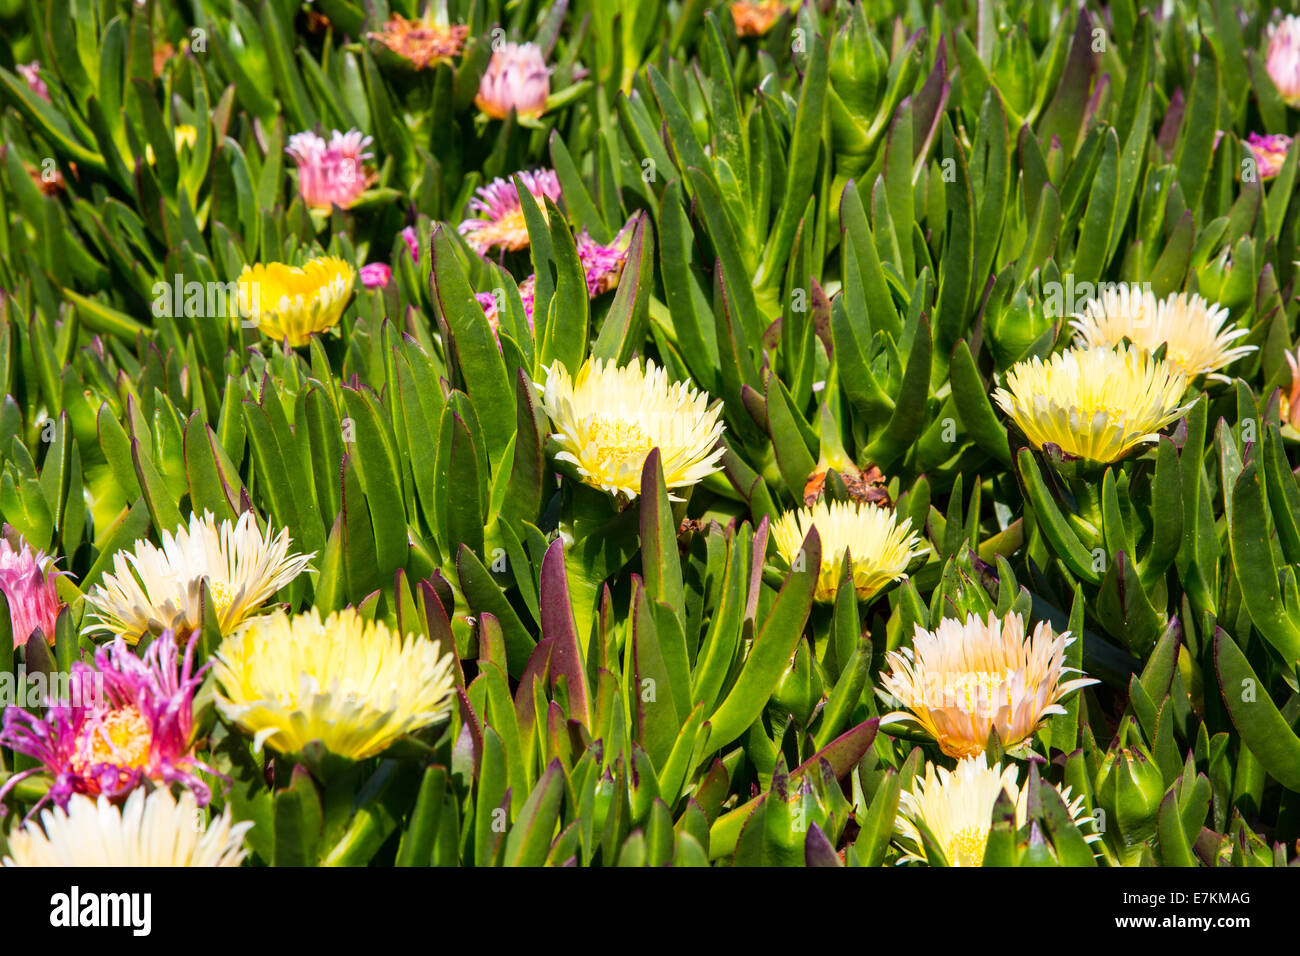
[944,824,989,867]
[71,705,153,775]
[946,670,1015,714]
[205,578,235,617]
[585,418,653,467]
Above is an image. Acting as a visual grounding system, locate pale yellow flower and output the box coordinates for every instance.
[992,344,1189,464]
[771,499,925,603]
[1070,283,1255,380]
[212,607,457,760]
[540,357,725,499]
[145,123,198,165]
[3,788,251,867]
[894,756,1098,867]
[879,611,1097,759]
[237,256,355,347]
[82,510,314,644]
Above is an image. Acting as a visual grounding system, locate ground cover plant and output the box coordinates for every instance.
[0,0,1297,869]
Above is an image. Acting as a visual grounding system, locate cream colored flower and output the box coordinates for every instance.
[1070,283,1255,380]
[237,256,355,347]
[894,756,1098,867]
[772,499,925,603]
[993,344,1190,464]
[3,788,251,867]
[82,510,314,644]
[540,357,725,499]
[212,607,457,760]
[879,611,1098,759]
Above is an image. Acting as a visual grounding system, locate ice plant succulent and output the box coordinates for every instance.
[879,611,1097,759]
[772,500,925,603]
[211,607,457,760]
[0,536,62,647]
[1069,284,1255,380]
[1266,15,1300,108]
[236,255,355,347]
[368,13,468,69]
[893,757,1098,867]
[540,357,725,500]
[992,344,1189,465]
[475,41,551,120]
[458,169,561,254]
[82,510,313,644]
[3,788,251,867]
[285,129,376,209]
[0,631,213,809]
[1246,132,1292,181]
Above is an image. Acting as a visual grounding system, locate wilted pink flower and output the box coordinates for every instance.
[360,262,392,288]
[16,62,49,102]
[285,129,377,209]
[401,226,420,263]
[0,537,62,648]
[1246,132,1292,181]
[459,169,561,254]
[1267,16,1300,108]
[475,42,551,120]
[0,632,216,812]
[576,222,635,297]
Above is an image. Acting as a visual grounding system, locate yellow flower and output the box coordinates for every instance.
[82,510,314,644]
[992,344,1189,464]
[212,607,457,760]
[1070,283,1255,380]
[540,357,725,499]
[144,123,198,165]
[879,611,1097,759]
[894,756,1099,867]
[3,788,251,867]
[237,256,355,347]
[771,499,925,603]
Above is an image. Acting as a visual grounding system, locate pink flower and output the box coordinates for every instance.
[0,632,216,812]
[477,281,536,339]
[285,129,376,209]
[0,537,62,648]
[360,262,393,288]
[458,169,561,254]
[475,42,551,120]
[1267,16,1300,108]
[1246,132,1292,181]
[576,222,635,297]
[401,226,420,263]
[16,62,49,102]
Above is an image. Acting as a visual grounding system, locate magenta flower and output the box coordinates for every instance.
[475,42,551,121]
[1267,16,1300,108]
[576,223,635,297]
[285,129,376,210]
[15,62,49,102]
[401,226,420,263]
[0,537,62,648]
[1246,132,1292,181]
[458,169,562,254]
[0,632,216,812]
[476,281,536,338]
[360,262,393,288]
